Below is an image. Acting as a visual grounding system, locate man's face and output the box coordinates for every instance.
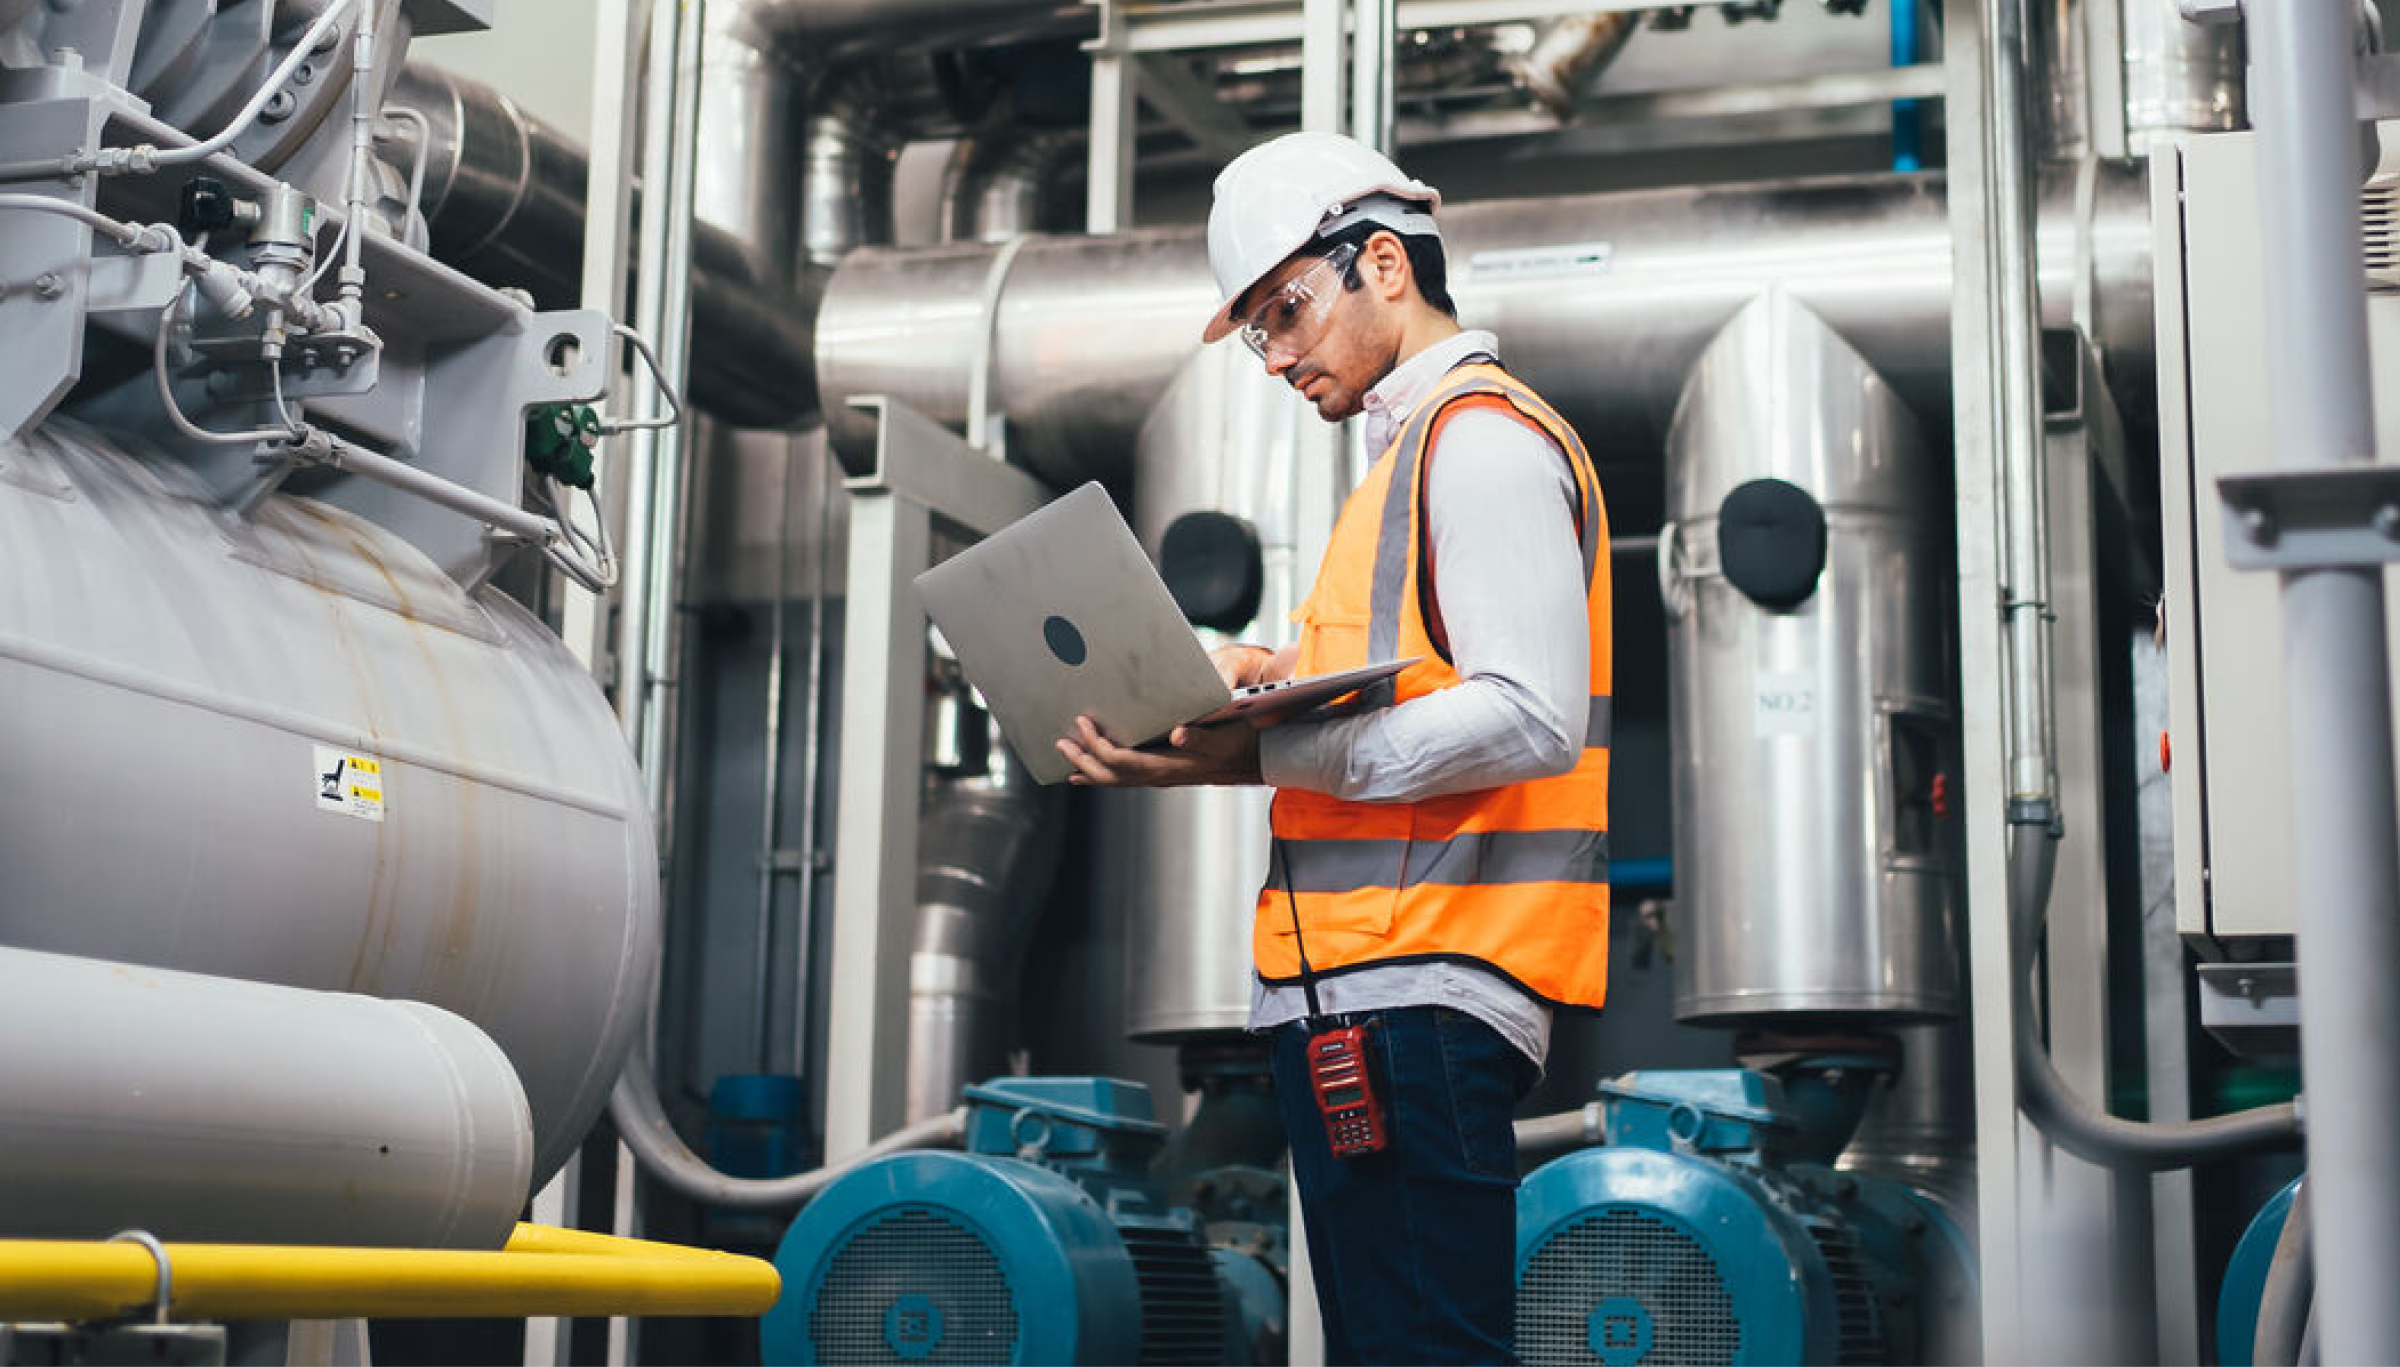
[1233,241,1396,422]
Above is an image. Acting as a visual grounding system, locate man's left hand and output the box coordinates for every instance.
[1057,715,1261,787]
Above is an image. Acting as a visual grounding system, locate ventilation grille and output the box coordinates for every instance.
[2366,180,2400,291]
[1119,1223,1229,1364]
[809,1207,1019,1365]
[1806,1221,1885,1366]
[1516,1207,1741,1367]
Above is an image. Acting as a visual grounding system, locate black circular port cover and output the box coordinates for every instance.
[1160,510,1266,633]
[1717,478,1827,611]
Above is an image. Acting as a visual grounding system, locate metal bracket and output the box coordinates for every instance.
[2216,465,2400,571]
[2195,961,2299,1058]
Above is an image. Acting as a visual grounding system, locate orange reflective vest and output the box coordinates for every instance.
[1254,362,1612,1010]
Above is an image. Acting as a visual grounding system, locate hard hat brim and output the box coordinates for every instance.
[1200,300,1243,345]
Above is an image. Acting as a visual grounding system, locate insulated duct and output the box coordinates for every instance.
[941,127,1083,243]
[0,945,532,1249]
[816,166,2156,486]
[801,62,902,267]
[1506,12,1640,121]
[906,739,1066,1123]
[729,0,1091,57]
[388,63,821,429]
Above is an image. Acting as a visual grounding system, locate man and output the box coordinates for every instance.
[1057,131,1611,1366]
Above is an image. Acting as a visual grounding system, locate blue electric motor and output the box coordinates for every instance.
[1516,1070,1976,1366]
[763,1077,1284,1366]
[2217,1175,2304,1367]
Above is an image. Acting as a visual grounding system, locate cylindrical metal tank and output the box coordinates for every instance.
[816,165,2155,486]
[1121,346,1325,1042]
[0,421,658,1185]
[0,945,532,1248]
[1663,292,1958,1023]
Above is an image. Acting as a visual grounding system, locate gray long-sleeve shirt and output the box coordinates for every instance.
[1251,331,1593,1066]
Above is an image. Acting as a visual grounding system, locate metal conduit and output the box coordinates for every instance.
[816,166,2156,486]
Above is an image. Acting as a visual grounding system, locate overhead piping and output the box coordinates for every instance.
[387,62,821,429]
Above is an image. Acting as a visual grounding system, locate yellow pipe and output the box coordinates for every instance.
[0,1224,779,1322]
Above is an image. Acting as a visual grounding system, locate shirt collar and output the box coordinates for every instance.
[1358,330,1502,451]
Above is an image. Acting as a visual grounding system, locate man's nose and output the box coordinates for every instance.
[1262,345,1298,376]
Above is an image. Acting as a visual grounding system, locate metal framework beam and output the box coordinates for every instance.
[823,398,1047,1160]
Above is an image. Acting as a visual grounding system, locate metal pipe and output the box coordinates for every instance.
[1514,1104,1606,1167]
[800,65,898,269]
[1982,0,2055,807]
[752,437,796,1072]
[792,444,832,1086]
[939,129,1081,243]
[2008,822,2302,1169]
[0,1224,778,1322]
[695,4,803,285]
[322,432,557,546]
[734,0,1089,56]
[618,0,708,821]
[1352,0,1398,155]
[815,167,2157,487]
[386,63,821,429]
[2249,5,2400,1358]
[1506,13,1639,122]
[0,945,531,1250]
[607,1045,966,1208]
[904,751,1063,1122]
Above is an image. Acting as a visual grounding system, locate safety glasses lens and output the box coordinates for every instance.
[1237,244,1356,360]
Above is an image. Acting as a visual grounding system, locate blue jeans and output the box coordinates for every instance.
[1270,1006,1537,1366]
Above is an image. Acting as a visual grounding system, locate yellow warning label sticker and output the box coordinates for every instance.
[314,744,387,823]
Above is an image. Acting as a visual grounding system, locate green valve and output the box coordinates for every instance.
[526,403,602,490]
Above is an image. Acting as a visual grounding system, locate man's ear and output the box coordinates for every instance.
[1364,230,1414,303]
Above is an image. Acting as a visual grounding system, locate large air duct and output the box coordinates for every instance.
[816,166,2155,487]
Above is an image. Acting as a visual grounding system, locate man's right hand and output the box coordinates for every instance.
[1212,642,1299,688]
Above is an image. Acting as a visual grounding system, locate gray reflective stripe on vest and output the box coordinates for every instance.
[1587,694,1612,748]
[1366,373,1603,662]
[1280,828,1611,896]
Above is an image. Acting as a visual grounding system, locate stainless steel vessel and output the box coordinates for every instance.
[0,422,659,1184]
[1663,293,1959,1023]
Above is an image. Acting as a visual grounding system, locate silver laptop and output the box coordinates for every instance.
[914,482,1413,784]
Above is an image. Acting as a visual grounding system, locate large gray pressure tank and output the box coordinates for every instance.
[0,422,659,1185]
[1662,293,1959,1023]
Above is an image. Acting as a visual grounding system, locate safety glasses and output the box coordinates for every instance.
[1237,242,1360,361]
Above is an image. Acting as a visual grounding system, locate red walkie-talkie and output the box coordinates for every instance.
[1306,1022,1387,1157]
[1277,840,1389,1158]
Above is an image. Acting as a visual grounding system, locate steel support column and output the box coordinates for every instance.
[822,398,1046,1159]
[2245,5,2400,1360]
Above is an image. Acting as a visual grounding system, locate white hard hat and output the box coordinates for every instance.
[1200,131,1442,344]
